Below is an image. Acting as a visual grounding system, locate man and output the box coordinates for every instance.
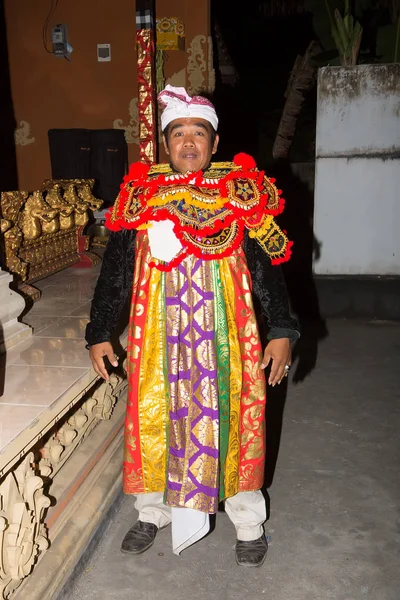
[86,85,298,567]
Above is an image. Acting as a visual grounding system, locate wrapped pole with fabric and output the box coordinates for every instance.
[136,0,157,163]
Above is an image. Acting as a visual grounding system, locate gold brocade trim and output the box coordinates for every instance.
[226,178,261,211]
[124,236,152,494]
[248,214,288,260]
[150,187,226,210]
[153,202,231,231]
[147,161,241,179]
[247,214,273,237]
[122,185,146,223]
[262,176,281,212]
[219,259,241,497]
[137,267,167,492]
[233,251,266,490]
[110,195,120,224]
[148,164,174,176]
[181,222,239,255]
[203,162,241,178]
[124,413,137,464]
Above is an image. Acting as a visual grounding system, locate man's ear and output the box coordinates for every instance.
[162,134,169,155]
[212,134,219,155]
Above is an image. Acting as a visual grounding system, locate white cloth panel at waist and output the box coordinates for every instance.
[148,219,183,263]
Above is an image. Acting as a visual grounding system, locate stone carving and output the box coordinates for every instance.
[0,454,50,599]
[92,371,128,420]
[39,372,127,478]
[0,267,31,354]
[0,181,102,284]
[14,121,35,147]
[0,357,128,596]
[113,98,139,145]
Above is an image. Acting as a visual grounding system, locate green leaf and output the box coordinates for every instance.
[332,27,346,55]
[335,9,350,53]
[350,21,362,46]
[344,13,350,33]
[346,15,354,37]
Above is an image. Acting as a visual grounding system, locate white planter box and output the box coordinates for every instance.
[314,64,400,275]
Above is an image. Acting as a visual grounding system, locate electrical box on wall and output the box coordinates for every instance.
[97,44,111,62]
[52,24,70,58]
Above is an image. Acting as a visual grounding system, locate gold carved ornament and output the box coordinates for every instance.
[1,180,102,283]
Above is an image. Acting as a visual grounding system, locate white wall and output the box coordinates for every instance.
[314,64,400,275]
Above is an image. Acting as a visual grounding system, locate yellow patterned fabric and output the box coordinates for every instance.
[137,266,168,491]
[219,259,242,497]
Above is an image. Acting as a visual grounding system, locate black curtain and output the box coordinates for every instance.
[48,128,128,208]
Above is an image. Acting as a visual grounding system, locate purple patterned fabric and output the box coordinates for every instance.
[165,257,220,513]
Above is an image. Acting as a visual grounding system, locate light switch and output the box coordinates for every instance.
[97,44,111,62]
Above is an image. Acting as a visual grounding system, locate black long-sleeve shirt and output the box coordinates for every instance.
[85,229,299,347]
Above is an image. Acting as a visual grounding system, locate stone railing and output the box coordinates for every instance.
[0,361,128,600]
[0,180,103,294]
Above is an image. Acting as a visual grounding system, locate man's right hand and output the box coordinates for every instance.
[89,342,118,381]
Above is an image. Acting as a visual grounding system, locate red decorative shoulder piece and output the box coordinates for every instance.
[106,161,151,231]
[259,175,286,216]
[126,161,150,181]
[104,156,293,268]
[233,153,256,170]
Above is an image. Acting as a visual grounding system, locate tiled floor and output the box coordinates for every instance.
[0,265,101,452]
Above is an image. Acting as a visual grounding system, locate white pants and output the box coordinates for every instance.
[134,490,266,542]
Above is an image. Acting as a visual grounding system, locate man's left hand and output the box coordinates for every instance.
[261,338,291,386]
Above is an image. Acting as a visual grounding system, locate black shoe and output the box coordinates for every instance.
[235,535,268,567]
[121,520,159,555]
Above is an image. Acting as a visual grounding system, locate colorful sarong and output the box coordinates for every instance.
[123,232,266,514]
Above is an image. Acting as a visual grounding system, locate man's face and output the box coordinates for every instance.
[162,118,219,173]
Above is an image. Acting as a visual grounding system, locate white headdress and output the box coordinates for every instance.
[158,85,218,131]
